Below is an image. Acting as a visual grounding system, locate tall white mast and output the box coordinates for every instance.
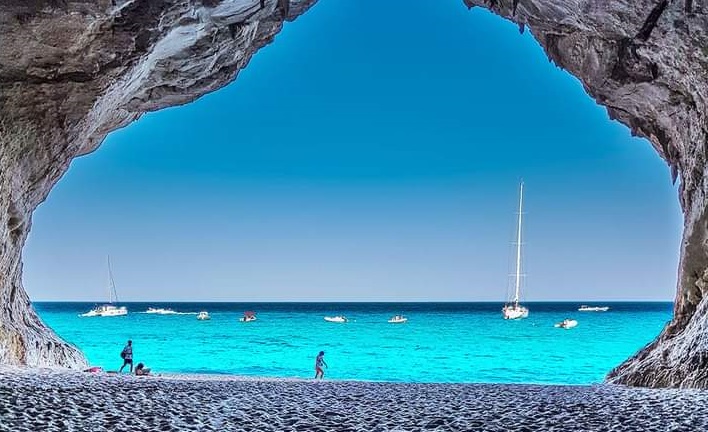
[513,182,524,305]
[107,255,117,304]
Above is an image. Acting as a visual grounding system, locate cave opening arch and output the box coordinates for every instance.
[0,0,706,387]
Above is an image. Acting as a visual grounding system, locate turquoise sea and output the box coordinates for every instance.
[36,302,671,384]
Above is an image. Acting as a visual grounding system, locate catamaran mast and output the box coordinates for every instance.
[513,182,524,305]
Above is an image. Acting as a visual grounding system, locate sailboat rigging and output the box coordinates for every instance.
[80,256,128,317]
[502,182,529,320]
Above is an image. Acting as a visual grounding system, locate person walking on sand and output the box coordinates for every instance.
[315,351,328,379]
[119,340,133,373]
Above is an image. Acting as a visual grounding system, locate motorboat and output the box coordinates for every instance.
[146,307,178,315]
[578,305,610,312]
[196,311,211,321]
[324,316,348,323]
[239,311,257,322]
[388,315,408,324]
[502,182,530,320]
[80,256,128,317]
[554,319,578,329]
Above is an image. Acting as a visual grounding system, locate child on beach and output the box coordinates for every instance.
[315,351,328,379]
[119,340,133,373]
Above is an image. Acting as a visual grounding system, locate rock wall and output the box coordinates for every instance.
[463,0,708,388]
[0,0,707,386]
[0,0,316,368]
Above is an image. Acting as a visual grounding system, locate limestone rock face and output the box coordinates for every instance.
[0,0,316,368]
[0,0,707,386]
[463,0,708,388]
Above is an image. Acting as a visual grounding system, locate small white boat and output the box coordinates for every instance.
[578,305,610,312]
[196,311,210,320]
[80,256,128,317]
[388,315,408,324]
[239,311,257,322]
[324,316,348,323]
[555,319,578,329]
[502,183,530,320]
[146,307,178,315]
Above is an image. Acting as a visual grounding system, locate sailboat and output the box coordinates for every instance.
[80,256,128,317]
[502,182,529,320]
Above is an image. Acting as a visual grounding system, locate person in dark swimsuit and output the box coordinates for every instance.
[315,351,328,379]
[119,340,133,373]
[135,362,151,376]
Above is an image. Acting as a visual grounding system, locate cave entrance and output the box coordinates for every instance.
[1,0,691,385]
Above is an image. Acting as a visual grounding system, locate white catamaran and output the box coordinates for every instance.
[81,256,128,317]
[502,182,529,320]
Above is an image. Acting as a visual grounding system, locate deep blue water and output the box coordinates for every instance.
[35,302,672,384]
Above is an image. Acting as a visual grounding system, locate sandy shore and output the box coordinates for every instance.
[1,368,707,431]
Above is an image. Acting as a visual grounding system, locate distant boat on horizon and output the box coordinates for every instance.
[388,315,408,324]
[554,318,578,329]
[578,305,610,312]
[196,311,211,320]
[324,315,348,323]
[239,311,257,322]
[146,307,178,315]
[502,182,529,320]
[80,256,127,317]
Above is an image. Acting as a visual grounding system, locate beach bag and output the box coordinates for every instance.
[120,351,126,359]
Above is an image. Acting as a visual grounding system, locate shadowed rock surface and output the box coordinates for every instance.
[0,0,707,387]
[466,0,708,388]
[0,0,317,368]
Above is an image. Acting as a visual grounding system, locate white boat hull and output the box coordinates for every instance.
[146,308,178,315]
[502,305,529,320]
[239,317,257,322]
[196,312,210,320]
[81,305,128,317]
[555,319,578,329]
[388,316,408,324]
[324,316,347,323]
[578,306,609,312]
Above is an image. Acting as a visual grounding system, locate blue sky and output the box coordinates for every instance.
[24,0,682,301]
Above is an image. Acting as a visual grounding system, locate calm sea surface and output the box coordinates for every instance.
[35,302,671,384]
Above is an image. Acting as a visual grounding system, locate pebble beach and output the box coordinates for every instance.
[1,368,707,431]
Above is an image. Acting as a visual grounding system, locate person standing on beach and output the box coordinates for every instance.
[315,351,327,379]
[119,340,133,373]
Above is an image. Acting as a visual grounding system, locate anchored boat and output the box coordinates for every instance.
[502,182,529,320]
[578,305,609,312]
[80,256,127,317]
[146,307,178,315]
[554,319,578,329]
[239,311,257,322]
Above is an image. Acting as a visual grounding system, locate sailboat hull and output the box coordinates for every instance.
[502,305,529,320]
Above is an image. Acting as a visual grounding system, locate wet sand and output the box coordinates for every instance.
[0,368,706,431]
